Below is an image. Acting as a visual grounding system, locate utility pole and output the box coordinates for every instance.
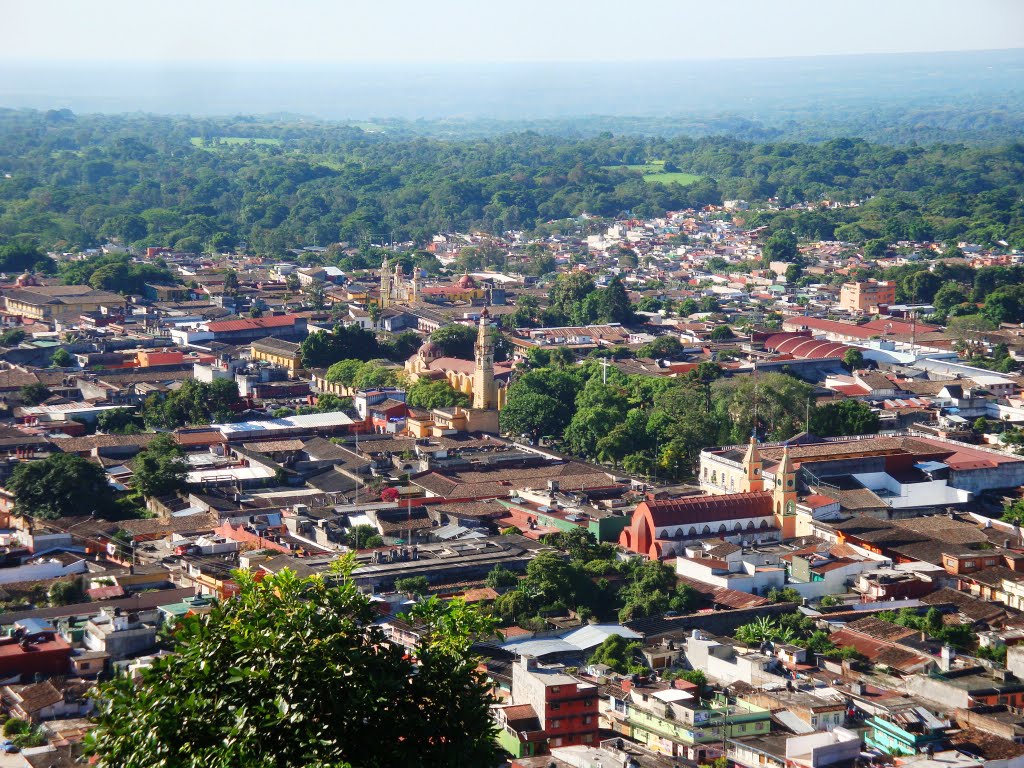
[752,360,759,440]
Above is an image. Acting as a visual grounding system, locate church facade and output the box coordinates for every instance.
[378,257,418,308]
[618,439,797,558]
[404,310,511,411]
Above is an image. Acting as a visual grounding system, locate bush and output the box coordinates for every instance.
[395,576,430,596]
[485,566,519,591]
[3,718,28,737]
[48,579,83,606]
[12,727,46,748]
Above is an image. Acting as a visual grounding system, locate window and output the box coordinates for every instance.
[964,560,975,569]
[552,738,563,747]
[551,686,561,694]
[552,720,561,729]
[550,703,560,711]
[584,716,592,724]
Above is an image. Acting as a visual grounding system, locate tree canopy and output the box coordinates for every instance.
[2,111,1024,256]
[132,434,189,499]
[141,379,242,429]
[88,566,499,768]
[8,452,115,519]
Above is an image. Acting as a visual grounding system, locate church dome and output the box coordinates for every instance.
[418,339,443,360]
[457,273,477,289]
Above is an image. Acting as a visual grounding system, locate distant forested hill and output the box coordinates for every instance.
[0,109,1022,254]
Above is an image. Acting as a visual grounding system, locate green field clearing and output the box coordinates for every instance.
[190,137,282,148]
[604,160,702,185]
[642,170,702,185]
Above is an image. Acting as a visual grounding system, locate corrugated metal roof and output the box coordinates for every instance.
[562,624,642,650]
[216,411,354,435]
[500,624,641,657]
[499,638,578,657]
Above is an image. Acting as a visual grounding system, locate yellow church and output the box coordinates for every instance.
[404,310,512,410]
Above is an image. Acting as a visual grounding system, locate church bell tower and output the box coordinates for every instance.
[473,309,496,410]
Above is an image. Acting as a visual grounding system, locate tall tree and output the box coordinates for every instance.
[8,453,115,520]
[132,434,189,498]
[430,324,477,359]
[87,566,499,768]
[499,391,563,443]
[762,230,798,266]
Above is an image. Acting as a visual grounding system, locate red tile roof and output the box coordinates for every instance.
[802,494,837,509]
[206,315,299,333]
[676,575,772,609]
[641,492,774,527]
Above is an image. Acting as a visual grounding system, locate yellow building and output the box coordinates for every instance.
[404,314,510,410]
[3,283,126,323]
[406,406,500,437]
[250,337,303,374]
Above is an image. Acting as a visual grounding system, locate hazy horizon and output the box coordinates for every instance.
[6,0,1024,64]
[3,49,1024,122]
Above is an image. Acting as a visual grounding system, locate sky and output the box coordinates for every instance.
[4,0,1024,64]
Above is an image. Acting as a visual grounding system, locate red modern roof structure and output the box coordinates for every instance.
[763,332,852,360]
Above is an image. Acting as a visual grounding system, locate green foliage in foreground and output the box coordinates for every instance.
[88,566,499,768]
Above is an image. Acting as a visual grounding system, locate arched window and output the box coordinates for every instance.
[734,523,742,532]
[711,472,717,484]
[703,467,708,479]
[702,525,711,535]
[660,530,668,538]
[787,500,796,515]
[718,524,727,533]
[746,521,755,530]
[688,527,697,537]
[729,477,735,491]
[760,520,769,529]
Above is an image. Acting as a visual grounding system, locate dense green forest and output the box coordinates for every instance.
[1,110,1023,255]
